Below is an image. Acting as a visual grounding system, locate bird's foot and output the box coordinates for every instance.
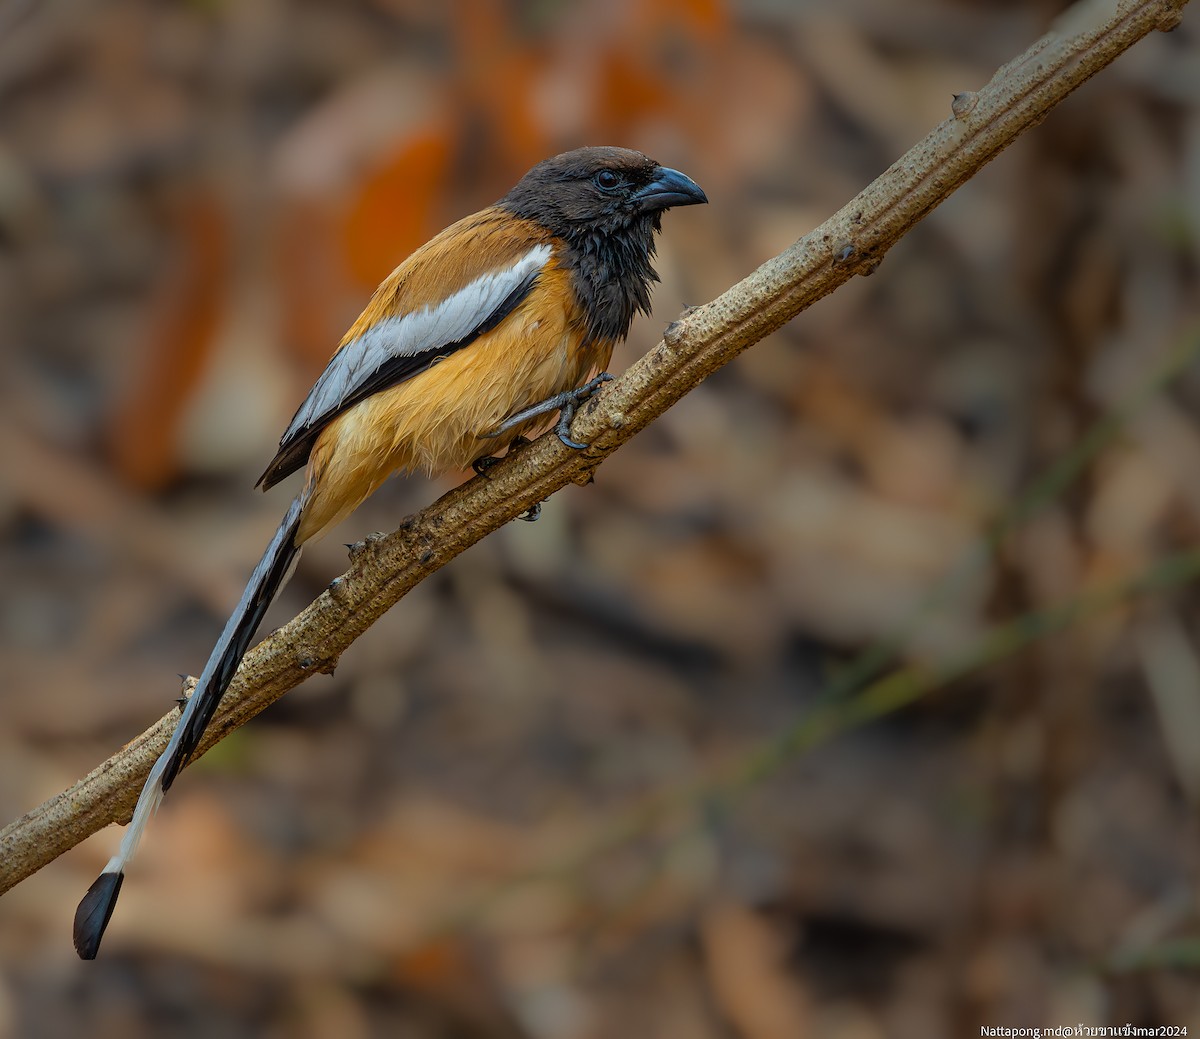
[471,436,532,477]
[479,373,614,450]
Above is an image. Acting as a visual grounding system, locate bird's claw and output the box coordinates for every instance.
[471,436,532,477]
[480,373,614,449]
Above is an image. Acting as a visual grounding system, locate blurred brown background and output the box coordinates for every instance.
[2,1,1199,1036]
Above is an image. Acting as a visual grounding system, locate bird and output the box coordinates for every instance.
[73,145,707,958]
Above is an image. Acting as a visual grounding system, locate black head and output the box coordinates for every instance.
[500,146,707,342]
[500,146,707,237]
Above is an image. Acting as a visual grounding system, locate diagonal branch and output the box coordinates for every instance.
[0,0,1188,897]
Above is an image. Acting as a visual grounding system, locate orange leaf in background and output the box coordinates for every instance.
[107,186,229,490]
[629,0,728,39]
[391,935,519,1033]
[682,0,727,36]
[392,935,466,989]
[578,0,729,149]
[595,50,674,140]
[275,196,346,374]
[341,129,454,291]
[455,50,549,182]
[450,0,549,176]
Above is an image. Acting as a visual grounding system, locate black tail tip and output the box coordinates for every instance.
[73,871,123,959]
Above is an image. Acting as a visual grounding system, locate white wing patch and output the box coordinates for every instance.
[282,243,552,443]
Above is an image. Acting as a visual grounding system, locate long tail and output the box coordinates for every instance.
[73,495,306,959]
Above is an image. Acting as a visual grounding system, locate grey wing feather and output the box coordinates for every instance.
[258,243,552,489]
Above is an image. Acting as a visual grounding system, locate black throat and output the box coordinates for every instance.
[552,214,662,344]
[500,195,663,344]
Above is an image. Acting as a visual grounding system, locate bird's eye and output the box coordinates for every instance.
[594,169,622,190]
